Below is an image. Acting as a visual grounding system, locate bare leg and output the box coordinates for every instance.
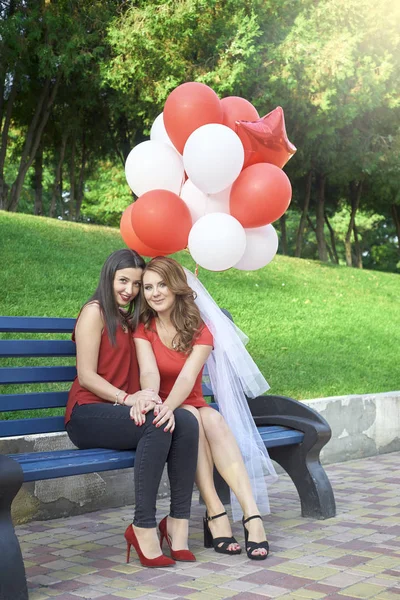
[162,516,189,550]
[198,407,268,557]
[182,405,240,552]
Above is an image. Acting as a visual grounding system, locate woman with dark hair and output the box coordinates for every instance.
[65,249,199,568]
[134,257,275,561]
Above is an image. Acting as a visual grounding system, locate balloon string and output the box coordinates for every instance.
[195,264,199,278]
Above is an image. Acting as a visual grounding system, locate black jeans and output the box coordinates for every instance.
[66,403,199,528]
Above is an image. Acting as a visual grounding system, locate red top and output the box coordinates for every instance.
[133,320,213,408]
[65,318,140,424]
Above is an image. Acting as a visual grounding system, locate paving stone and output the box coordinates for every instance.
[250,584,292,597]
[338,582,387,598]
[229,594,267,600]
[17,452,400,600]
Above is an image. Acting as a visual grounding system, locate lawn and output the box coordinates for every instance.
[1,210,399,401]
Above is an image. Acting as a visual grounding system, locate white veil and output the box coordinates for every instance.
[184,268,278,521]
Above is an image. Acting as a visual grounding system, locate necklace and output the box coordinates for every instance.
[119,309,129,334]
[157,318,178,350]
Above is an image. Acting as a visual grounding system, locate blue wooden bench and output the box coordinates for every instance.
[0,315,335,600]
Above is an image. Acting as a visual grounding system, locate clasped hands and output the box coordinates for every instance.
[127,389,175,432]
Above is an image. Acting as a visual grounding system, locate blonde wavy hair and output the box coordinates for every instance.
[140,257,203,353]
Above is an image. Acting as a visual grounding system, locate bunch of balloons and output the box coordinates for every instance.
[120,81,296,272]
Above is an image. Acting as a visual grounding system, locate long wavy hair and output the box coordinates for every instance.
[140,257,203,353]
[85,249,145,345]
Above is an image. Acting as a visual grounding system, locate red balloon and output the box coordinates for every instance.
[131,190,192,253]
[221,96,259,131]
[230,163,292,227]
[120,204,174,257]
[236,106,296,170]
[164,82,223,154]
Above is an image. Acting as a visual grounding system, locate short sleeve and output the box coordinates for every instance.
[133,322,151,341]
[194,324,213,347]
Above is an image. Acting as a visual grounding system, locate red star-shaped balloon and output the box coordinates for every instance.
[236,106,296,170]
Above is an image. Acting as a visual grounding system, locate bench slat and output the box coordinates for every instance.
[201,383,214,396]
[8,448,136,482]
[0,366,76,385]
[0,340,76,357]
[0,391,69,412]
[258,426,304,447]
[4,425,303,482]
[0,316,75,333]
[0,416,65,437]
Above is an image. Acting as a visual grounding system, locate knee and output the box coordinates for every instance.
[143,412,171,440]
[174,408,199,436]
[201,409,228,440]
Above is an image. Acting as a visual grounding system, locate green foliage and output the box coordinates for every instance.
[1,211,399,401]
[2,0,400,273]
[81,160,133,226]
[103,0,266,131]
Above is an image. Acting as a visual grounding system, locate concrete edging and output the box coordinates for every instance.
[303,390,400,465]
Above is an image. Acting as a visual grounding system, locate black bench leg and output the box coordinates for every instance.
[269,445,336,520]
[0,455,28,600]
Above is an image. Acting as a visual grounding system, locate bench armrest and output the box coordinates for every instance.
[249,394,329,427]
[248,394,331,454]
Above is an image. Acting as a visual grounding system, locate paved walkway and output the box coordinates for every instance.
[19,452,400,600]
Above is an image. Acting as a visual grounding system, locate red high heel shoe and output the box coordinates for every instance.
[124,524,175,568]
[158,516,196,562]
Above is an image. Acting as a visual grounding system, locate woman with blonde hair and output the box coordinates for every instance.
[134,256,277,560]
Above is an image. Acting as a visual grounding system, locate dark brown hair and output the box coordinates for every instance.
[140,257,203,353]
[86,249,145,345]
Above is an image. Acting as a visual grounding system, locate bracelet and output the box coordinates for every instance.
[121,393,129,405]
[114,390,123,406]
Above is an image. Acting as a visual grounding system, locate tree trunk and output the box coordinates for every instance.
[353,222,363,268]
[7,76,60,212]
[69,133,76,220]
[0,72,5,126]
[75,132,87,220]
[49,133,68,218]
[315,173,328,261]
[391,204,400,255]
[60,169,65,219]
[34,145,43,215]
[279,213,288,255]
[0,76,18,210]
[295,170,312,258]
[345,180,363,267]
[324,212,339,264]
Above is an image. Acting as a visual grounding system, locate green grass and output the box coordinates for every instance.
[1,210,399,402]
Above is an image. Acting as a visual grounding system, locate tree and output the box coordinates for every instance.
[1,0,119,212]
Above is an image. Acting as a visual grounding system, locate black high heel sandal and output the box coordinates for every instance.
[203,511,242,555]
[242,515,269,560]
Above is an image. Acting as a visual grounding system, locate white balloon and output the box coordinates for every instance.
[183,124,244,194]
[235,224,279,271]
[188,213,246,271]
[125,140,184,197]
[181,179,231,223]
[150,113,176,149]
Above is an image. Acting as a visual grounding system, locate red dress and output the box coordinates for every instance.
[65,320,140,425]
[133,320,213,408]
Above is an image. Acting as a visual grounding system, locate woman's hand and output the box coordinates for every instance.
[153,403,175,433]
[127,390,161,426]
